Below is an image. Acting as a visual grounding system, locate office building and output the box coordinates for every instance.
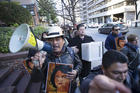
[80,0,137,25]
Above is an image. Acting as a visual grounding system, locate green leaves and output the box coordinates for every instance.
[0,1,33,26]
[38,0,58,23]
[33,26,47,38]
[0,27,14,53]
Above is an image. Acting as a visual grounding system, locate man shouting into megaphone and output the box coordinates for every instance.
[25,26,82,93]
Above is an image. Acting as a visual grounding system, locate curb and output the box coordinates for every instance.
[0,51,28,62]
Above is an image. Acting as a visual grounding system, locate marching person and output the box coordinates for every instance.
[80,50,135,93]
[26,26,82,93]
[69,23,94,83]
[120,34,140,72]
[88,75,131,93]
[105,25,122,50]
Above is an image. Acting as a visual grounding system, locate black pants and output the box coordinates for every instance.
[70,80,77,93]
[79,60,91,84]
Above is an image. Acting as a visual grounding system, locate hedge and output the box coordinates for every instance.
[0,27,14,53]
[0,26,47,53]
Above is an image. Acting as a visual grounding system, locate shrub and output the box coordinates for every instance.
[0,27,14,53]
[33,26,48,39]
[11,23,19,27]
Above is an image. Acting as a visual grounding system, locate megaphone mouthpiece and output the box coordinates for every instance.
[42,42,52,53]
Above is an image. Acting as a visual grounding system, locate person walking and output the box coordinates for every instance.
[120,34,140,72]
[80,50,135,93]
[69,23,94,83]
[105,25,122,50]
[26,26,82,93]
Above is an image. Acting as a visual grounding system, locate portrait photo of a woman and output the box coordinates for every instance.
[46,63,73,93]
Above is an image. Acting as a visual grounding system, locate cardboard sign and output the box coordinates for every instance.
[46,62,73,93]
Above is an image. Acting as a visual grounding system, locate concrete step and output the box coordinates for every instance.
[0,70,23,88]
[0,86,17,93]
[0,51,28,62]
[0,67,13,82]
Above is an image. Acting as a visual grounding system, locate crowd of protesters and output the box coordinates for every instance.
[23,23,140,93]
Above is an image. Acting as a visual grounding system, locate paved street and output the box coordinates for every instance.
[84,27,107,68]
[85,28,107,42]
[85,27,107,53]
[85,27,140,51]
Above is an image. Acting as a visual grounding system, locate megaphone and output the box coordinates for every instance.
[9,24,52,53]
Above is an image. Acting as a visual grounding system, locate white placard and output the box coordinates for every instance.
[82,42,103,61]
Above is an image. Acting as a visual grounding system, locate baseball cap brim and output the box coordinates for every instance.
[43,34,64,39]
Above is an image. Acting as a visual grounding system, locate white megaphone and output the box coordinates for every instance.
[9,24,52,53]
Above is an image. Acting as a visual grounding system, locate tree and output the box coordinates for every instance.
[37,0,58,24]
[0,1,33,26]
[60,0,80,28]
[126,0,140,27]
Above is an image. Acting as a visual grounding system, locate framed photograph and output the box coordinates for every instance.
[46,62,73,93]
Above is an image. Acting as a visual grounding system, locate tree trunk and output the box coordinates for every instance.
[72,10,76,29]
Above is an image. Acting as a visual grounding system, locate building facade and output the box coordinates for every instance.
[80,0,137,25]
[80,0,88,24]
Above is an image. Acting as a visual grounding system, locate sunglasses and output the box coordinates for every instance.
[114,29,120,31]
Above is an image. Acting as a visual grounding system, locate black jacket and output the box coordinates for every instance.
[120,43,140,71]
[69,35,94,78]
[69,35,94,58]
[42,46,82,78]
[29,45,82,93]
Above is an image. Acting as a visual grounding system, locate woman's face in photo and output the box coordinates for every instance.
[54,70,69,88]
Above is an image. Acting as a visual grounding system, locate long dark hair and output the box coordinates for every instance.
[50,65,72,88]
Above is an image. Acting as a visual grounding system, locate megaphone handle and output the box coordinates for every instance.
[29,26,42,69]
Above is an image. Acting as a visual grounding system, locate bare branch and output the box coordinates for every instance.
[68,0,71,6]
[61,0,70,13]
[59,0,80,25]
[61,0,74,22]
[73,0,80,7]
[56,13,71,21]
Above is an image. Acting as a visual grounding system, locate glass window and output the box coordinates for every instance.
[103,24,108,27]
[107,24,113,27]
